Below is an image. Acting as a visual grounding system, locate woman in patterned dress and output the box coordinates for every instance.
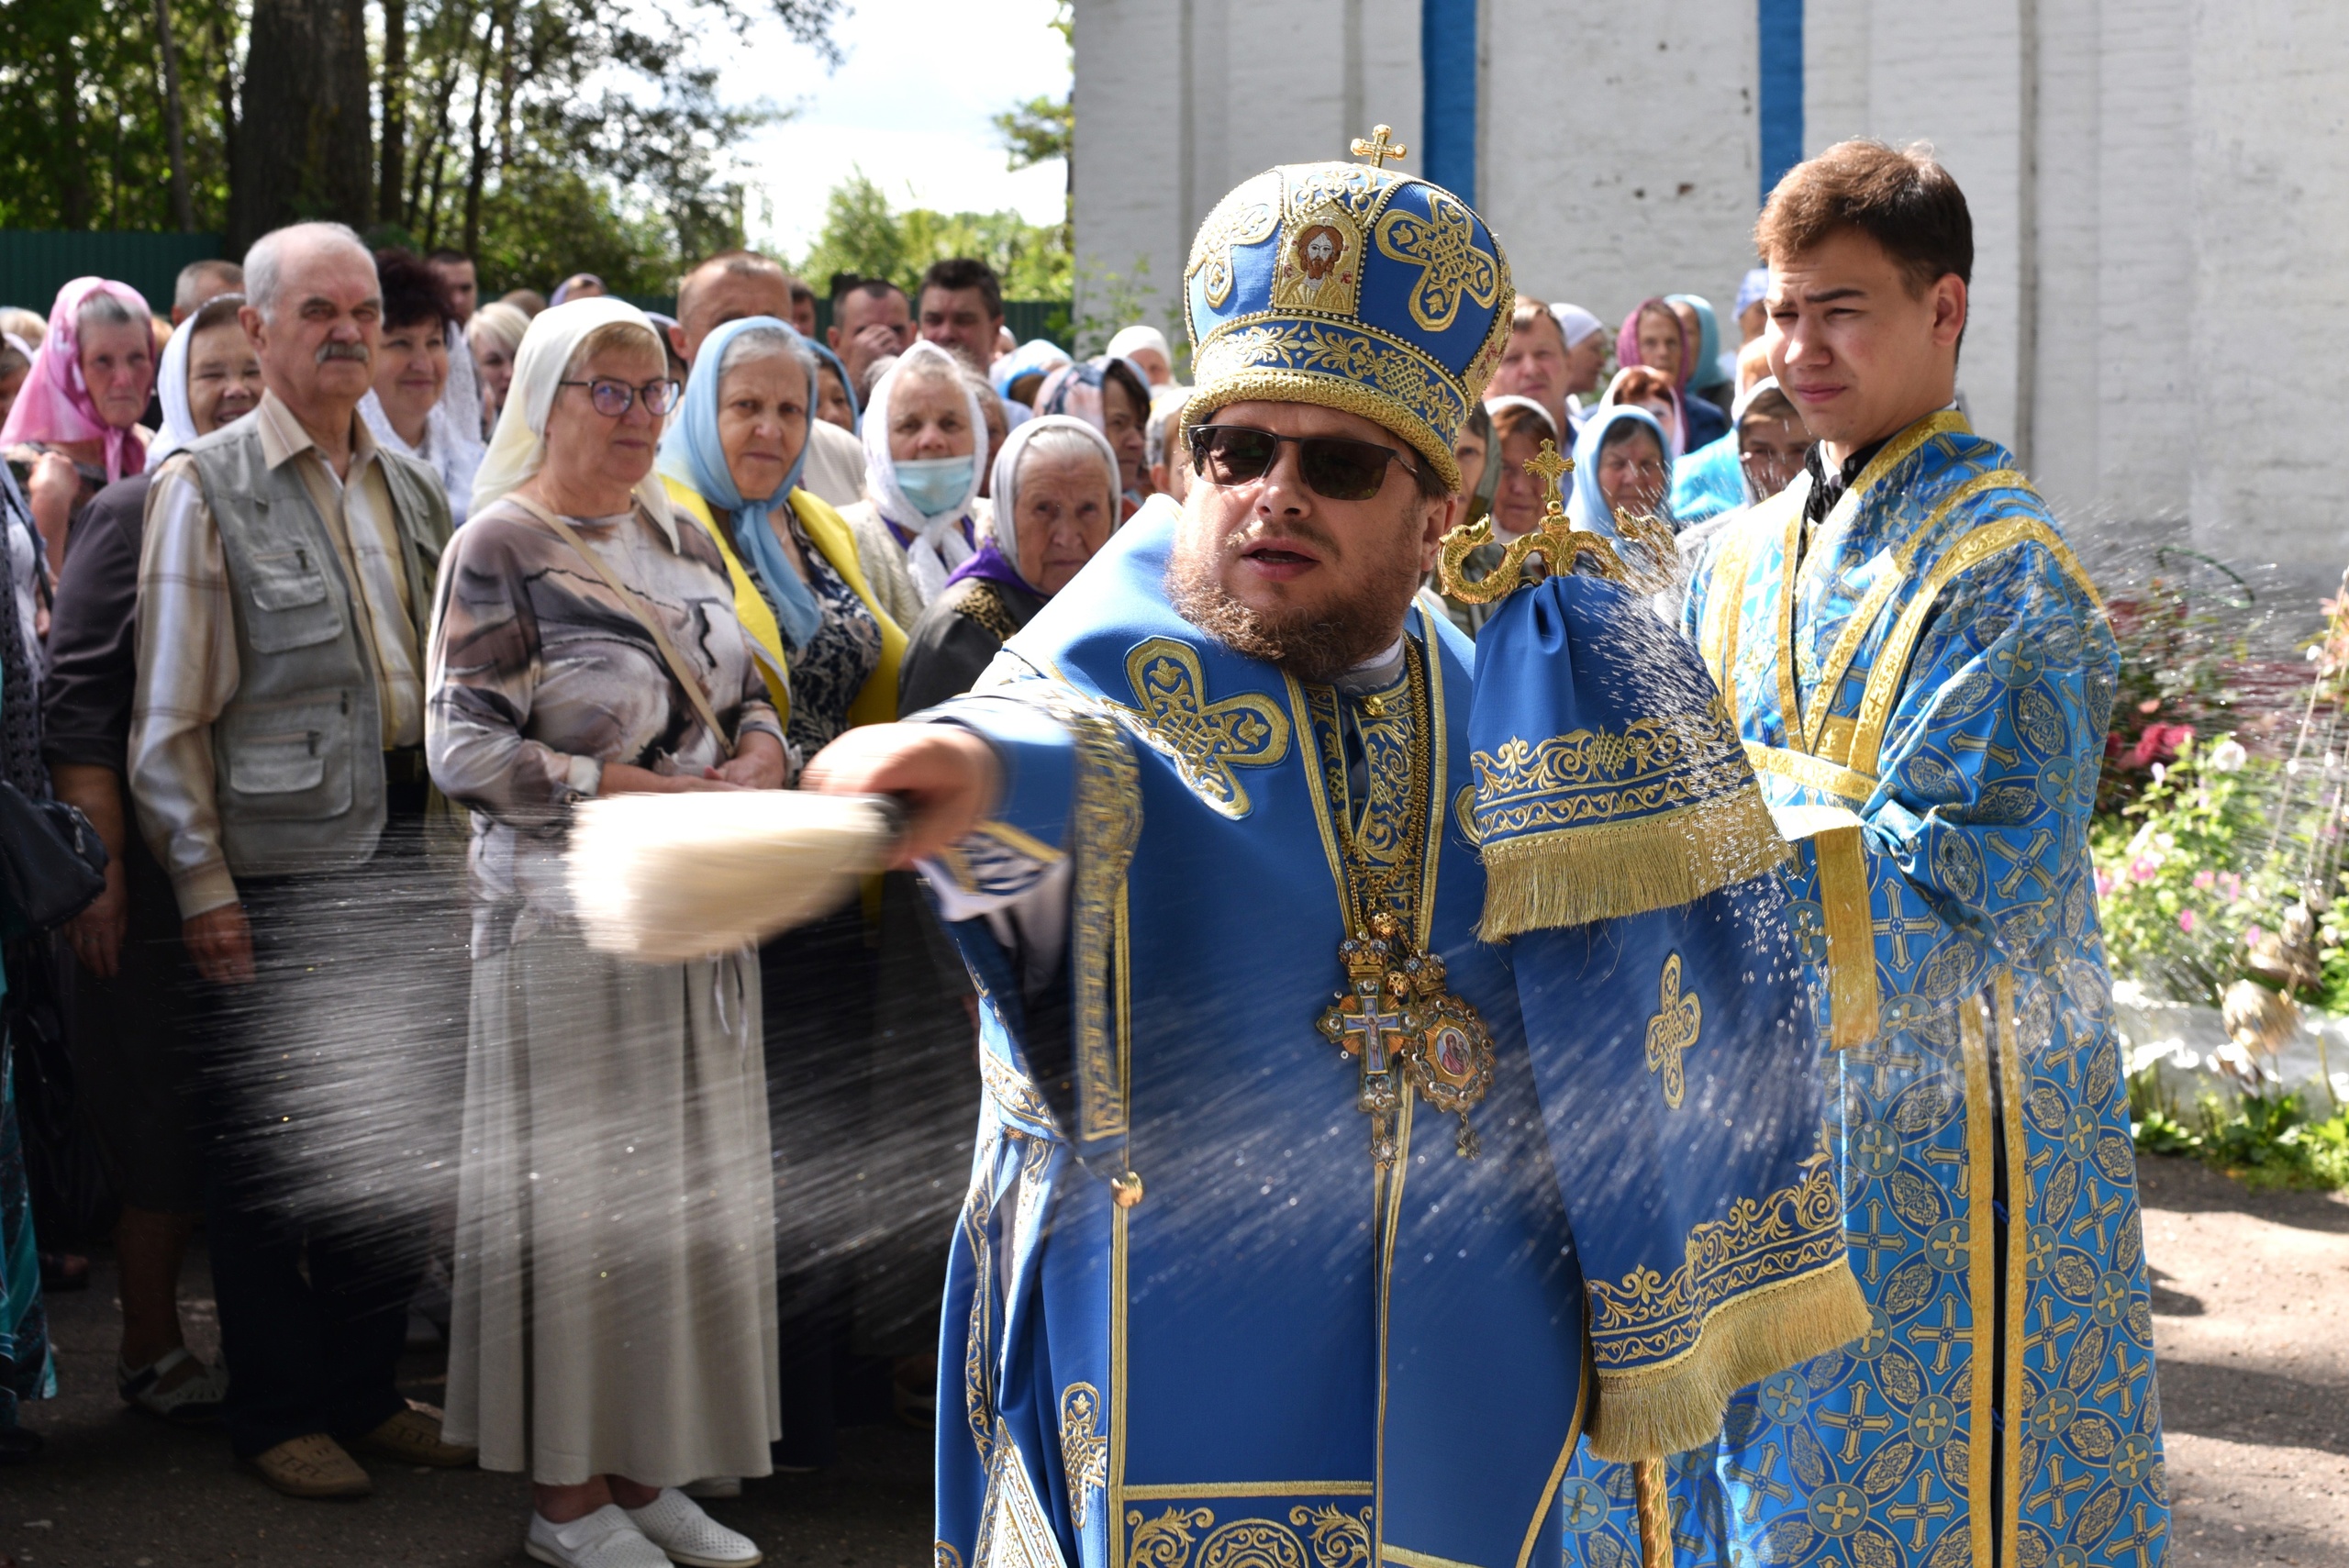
[430,298,784,1568]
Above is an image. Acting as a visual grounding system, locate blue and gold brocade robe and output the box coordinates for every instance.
[919,501,1594,1568]
[1564,415,2169,1568]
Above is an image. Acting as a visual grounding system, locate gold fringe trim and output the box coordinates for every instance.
[1586,1258,1871,1462]
[1477,786,1792,940]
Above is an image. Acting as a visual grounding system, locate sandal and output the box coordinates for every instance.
[38,1252,88,1292]
[119,1348,229,1425]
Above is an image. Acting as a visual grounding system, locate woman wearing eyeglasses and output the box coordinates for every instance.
[428,299,783,1568]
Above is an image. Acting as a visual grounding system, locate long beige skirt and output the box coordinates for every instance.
[443,919,779,1485]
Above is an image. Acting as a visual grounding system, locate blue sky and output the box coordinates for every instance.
[717,0,1073,261]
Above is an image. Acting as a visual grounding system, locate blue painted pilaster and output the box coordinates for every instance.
[1420,0,1478,202]
[1758,0,1805,204]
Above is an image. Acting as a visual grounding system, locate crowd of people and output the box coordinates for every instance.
[0,220,1824,1566]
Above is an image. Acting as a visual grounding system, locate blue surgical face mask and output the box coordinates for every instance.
[895,453,974,518]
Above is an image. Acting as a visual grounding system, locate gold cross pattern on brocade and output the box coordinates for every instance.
[1435,438,1631,604]
[1350,124,1408,167]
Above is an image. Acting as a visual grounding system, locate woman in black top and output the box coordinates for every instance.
[44,297,259,1426]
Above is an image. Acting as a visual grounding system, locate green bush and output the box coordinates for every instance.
[2129,1071,2349,1190]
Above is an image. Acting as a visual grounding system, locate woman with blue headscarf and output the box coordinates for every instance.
[1567,403,1682,596]
[655,315,917,1473]
[1567,403,1675,536]
[808,337,860,435]
[1666,293,1735,410]
[656,316,903,762]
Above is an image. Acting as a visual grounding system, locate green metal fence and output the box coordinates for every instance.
[0,231,231,316]
[1,232,1072,353]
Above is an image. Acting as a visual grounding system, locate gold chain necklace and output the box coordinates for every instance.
[1313,639,1496,1165]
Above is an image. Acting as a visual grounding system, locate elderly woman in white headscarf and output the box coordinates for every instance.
[840,339,991,630]
[428,297,782,1568]
[896,414,1121,713]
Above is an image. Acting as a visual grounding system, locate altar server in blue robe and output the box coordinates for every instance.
[1564,139,2169,1568]
[806,139,1866,1568]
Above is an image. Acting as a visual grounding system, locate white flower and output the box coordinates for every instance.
[2208,738,2250,773]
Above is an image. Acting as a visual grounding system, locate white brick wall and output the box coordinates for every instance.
[1477,0,1761,333]
[1075,0,2349,592]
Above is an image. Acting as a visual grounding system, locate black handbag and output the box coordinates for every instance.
[0,780,106,940]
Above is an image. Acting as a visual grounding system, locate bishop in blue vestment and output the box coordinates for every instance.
[805,142,1867,1568]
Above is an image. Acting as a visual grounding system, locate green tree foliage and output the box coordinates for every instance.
[988,0,1069,255]
[795,170,1070,302]
[0,0,239,231]
[0,0,843,295]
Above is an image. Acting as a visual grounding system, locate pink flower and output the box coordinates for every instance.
[2095,870,2115,898]
[2221,873,2243,900]
[2248,924,2267,947]
[2129,723,2196,770]
[2178,909,2199,934]
[2132,856,2160,884]
[2194,870,2216,890]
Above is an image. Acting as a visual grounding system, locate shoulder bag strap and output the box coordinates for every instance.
[507,494,734,757]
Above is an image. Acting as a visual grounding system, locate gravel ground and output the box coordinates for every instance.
[2139,1155,2349,1568]
[5,1154,2341,1566]
[6,1239,930,1568]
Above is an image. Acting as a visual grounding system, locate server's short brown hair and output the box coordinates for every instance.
[1754,139,1972,296]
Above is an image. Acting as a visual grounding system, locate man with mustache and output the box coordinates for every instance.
[129,221,469,1498]
[807,147,1863,1565]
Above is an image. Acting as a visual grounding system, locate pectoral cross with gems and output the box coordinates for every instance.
[1319,916,1409,1168]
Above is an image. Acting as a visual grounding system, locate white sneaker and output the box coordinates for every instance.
[525,1506,673,1568]
[625,1487,763,1567]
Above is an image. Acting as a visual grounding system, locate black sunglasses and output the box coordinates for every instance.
[1187,424,1420,502]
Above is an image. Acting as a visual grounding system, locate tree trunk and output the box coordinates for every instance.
[212,4,238,206]
[151,0,194,230]
[52,50,89,228]
[227,0,374,250]
[459,6,502,257]
[406,11,466,232]
[378,0,406,227]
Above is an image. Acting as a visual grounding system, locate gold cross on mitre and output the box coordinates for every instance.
[1350,124,1408,168]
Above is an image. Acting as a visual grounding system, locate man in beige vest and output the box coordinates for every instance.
[129,221,473,1499]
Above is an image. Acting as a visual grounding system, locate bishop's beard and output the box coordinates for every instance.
[1166,512,1429,684]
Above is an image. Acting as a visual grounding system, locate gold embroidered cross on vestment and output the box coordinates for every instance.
[1643,951,1702,1110]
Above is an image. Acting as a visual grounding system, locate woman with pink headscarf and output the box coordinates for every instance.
[1614,296,1729,452]
[1,277,157,580]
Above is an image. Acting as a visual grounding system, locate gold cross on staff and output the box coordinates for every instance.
[1525,437,1571,517]
[1350,124,1408,167]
